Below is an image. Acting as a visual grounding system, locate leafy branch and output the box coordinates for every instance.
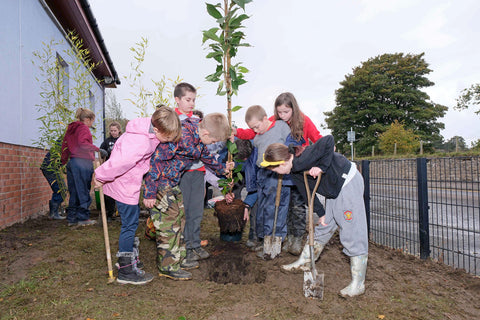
[202,0,252,195]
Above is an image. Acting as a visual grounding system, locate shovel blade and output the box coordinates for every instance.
[263,236,282,260]
[303,269,324,299]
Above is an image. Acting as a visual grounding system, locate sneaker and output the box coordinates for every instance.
[180,259,199,270]
[245,239,257,248]
[52,213,66,220]
[158,269,192,281]
[187,247,210,261]
[77,219,96,226]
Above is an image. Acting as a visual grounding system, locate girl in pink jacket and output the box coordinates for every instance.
[94,106,182,285]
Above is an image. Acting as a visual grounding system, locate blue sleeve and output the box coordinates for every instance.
[243,192,257,208]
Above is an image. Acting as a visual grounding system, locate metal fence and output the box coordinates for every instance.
[359,156,480,276]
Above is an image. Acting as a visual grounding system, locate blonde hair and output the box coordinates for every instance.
[75,108,95,121]
[199,113,230,141]
[151,106,182,142]
[263,143,291,169]
[245,105,267,124]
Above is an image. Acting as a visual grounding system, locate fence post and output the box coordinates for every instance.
[416,158,430,259]
[361,160,371,237]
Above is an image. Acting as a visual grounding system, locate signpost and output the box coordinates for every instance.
[347,127,355,161]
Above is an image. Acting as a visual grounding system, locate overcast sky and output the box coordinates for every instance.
[89,0,479,145]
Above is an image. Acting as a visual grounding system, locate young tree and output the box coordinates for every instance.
[202,0,251,194]
[378,120,419,155]
[324,53,447,155]
[124,37,183,117]
[32,32,101,170]
[456,83,480,116]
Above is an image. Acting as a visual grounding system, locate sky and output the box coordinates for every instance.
[89,0,480,145]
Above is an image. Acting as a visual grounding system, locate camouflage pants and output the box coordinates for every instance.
[150,186,186,273]
[287,185,307,237]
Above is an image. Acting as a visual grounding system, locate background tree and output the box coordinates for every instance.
[124,38,183,117]
[324,52,447,155]
[442,136,467,153]
[470,139,480,152]
[202,0,251,194]
[378,120,419,155]
[105,89,128,132]
[456,83,480,116]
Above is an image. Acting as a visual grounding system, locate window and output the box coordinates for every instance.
[56,53,69,105]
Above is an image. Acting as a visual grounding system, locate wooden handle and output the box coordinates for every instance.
[304,171,321,247]
[275,174,283,207]
[95,152,115,282]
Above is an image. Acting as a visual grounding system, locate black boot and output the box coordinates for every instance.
[116,252,153,285]
[49,201,65,220]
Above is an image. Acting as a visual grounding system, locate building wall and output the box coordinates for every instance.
[0,1,106,228]
[0,142,51,229]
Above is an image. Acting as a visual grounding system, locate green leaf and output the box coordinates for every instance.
[232,0,252,10]
[232,105,242,112]
[230,14,249,27]
[206,3,223,19]
[227,140,238,154]
[202,28,220,43]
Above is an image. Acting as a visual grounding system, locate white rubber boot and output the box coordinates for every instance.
[281,242,324,272]
[340,254,368,297]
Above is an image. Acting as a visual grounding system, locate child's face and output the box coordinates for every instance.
[175,91,196,114]
[199,129,218,145]
[83,117,95,128]
[109,126,120,138]
[153,128,176,143]
[270,155,294,175]
[247,116,270,135]
[276,104,293,123]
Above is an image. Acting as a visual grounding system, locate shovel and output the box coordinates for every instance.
[263,174,283,259]
[95,152,115,283]
[303,171,324,299]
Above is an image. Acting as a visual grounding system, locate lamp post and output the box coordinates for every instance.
[347,127,355,161]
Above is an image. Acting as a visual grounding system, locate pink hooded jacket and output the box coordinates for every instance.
[94,117,160,205]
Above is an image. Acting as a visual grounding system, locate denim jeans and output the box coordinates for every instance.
[66,157,93,223]
[116,201,140,253]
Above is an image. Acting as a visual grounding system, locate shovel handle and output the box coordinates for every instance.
[275,174,283,208]
[95,152,115,282]
[304,171,321,247]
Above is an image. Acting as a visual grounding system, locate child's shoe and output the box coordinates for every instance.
[158,269,192,281]
[116,252,154,285]
[78,219,96,226]
[180,259,199,270]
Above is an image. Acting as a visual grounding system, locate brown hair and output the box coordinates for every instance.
[151,106,182,142]
[274,92,304,141]
[245,105,267,124]
[75,108,95,121]
[108,121,122,136]
[174,82,196,98]
[199,113,230,141]
[263,143,291,169]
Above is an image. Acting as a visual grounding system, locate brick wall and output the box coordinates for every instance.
[0,142,51,229]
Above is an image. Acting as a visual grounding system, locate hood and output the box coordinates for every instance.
[66,121,85,135]
[125,117,153,135]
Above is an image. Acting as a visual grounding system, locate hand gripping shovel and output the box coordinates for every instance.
[303,171,324,299]
[94,152,115,283]
[263,174,283,259]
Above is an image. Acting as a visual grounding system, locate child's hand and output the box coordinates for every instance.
[143,198,156,209]
[225,161,235,172]
[225,192,235,203]
[93,178,103,189]
[317,215,327,226]
[243,207,250,221]
[309,167,322,178]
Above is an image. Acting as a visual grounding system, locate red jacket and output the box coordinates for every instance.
[61,121,99,165]
[236,115,322,147]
